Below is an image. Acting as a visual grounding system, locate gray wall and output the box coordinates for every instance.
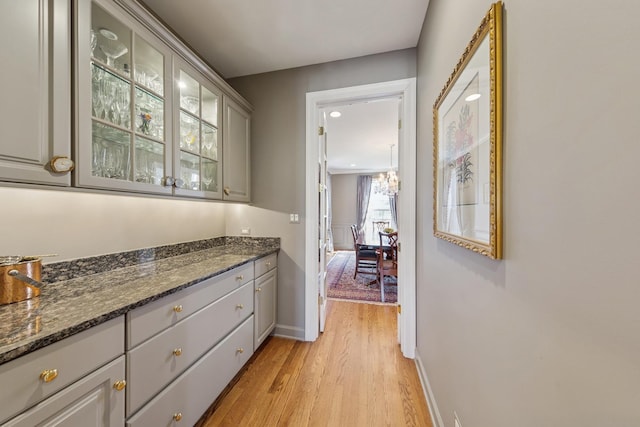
[416,1,640,426]
[330,173,358,250]
[227,49,416,337]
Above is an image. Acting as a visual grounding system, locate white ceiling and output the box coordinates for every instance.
[324,98,400,174]
[140,0,429,78]
[139,0,428,172]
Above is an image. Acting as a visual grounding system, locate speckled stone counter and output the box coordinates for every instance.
[0,237,279,365]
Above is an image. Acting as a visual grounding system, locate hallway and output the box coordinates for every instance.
[202,300,431,426]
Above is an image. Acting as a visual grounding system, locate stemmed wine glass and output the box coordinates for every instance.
[202,162,214,190]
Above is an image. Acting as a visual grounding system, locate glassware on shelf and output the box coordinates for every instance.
[99,41,128,67]
[90,29,97,57]
[134,137,164,185]
[180,151,200,190]
[179,112,199,153]
[135,88,164,139]
[202,124,217,159]
[91,122,131,180]
[180,95,199,116]
[202,159,217,191]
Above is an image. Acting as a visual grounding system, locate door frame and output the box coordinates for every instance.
[304,78,417,358]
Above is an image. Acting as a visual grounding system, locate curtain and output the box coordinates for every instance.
[356,175,372,240]
[326,172,334,252]
[389,193,398,230]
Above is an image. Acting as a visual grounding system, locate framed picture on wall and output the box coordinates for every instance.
[433,1,503,259]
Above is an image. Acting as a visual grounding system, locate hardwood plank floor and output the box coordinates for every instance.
[201,300,432,427]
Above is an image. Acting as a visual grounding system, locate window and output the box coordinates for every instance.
[363,189,394,244]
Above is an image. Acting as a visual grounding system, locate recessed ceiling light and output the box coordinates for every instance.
[465,93,481,102]
[98,28,118,41]
[329,111,341,118]
[350,163,356,167]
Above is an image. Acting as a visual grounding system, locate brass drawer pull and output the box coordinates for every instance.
[40,369,58,383]
[173,412,183,422]
[236,303,244,309]
[235,275,244,281]
[113,380,127,391]
[173,348,183,357]
[173,305,183,313]
[255,287,262,292]
[266,261,271,267]
[236,347,244,354]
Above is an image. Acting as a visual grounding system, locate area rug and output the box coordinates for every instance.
[326,251,397,304]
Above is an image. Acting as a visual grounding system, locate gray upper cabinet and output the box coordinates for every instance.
[71,0,251,201]
[172,58,223,199]
[223,96,251,202]
[74,0,174,195]
[1,0,252,201]
[0,0,72,186]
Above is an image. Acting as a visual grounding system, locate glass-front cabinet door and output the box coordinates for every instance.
[75,0,173,194]
[173,59,222,199]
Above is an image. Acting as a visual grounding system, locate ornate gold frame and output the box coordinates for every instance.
[432,2,503,259]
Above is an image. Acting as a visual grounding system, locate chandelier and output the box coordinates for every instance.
[374,144,399,195]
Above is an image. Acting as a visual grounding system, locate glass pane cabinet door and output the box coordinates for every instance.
[173,62,222,198]
[75,0,172,194]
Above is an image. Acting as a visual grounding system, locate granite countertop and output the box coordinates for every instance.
[0,237,279,365]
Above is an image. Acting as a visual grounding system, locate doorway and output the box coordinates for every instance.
[304,78,417,358]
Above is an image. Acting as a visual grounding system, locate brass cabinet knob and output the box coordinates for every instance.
[173,348,183,357]
[173,412,183,422]
[173,305,183,313]
[223,187,230,196]
[49,156,75,173]
[40,369,58,383]
[255,287,262,293]
[236,304,244,309]
[113,380,127,391]
[266,261,271,267]
[235,275,244,281]
[236,348,244,354]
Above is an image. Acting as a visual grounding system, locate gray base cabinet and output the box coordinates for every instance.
[254,254,277,349]
[4,357,126,427]
[0,317,125,426]
[0,254,278,426]
[126,316,254,427]
[125,263,258,423]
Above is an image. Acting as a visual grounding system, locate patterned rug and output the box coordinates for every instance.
[326,251,397,304]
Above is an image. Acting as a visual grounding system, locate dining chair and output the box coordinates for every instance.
[372,220,390,240]
[351,224,378,279]
[377,231,398,303]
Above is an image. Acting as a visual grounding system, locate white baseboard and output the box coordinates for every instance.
[273,324,305,340]
[415,351,444,427]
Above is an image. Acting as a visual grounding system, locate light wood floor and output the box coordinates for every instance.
[201,300,432,427]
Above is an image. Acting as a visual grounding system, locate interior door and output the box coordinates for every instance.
[395,98,402,343]
[318,112,329,332]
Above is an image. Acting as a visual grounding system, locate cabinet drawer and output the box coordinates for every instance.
[4,356,126,427]
[127,316,254,427]
[127,262,254,348]
[127,281,254,415]
[254,253,277,277]
[0,316,124,424]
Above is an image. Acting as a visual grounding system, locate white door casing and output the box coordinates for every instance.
[304,78,417,358]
